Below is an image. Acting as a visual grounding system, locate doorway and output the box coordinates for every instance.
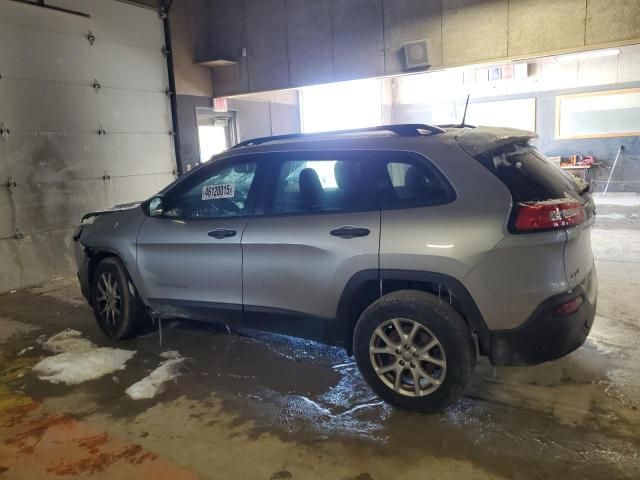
[196,108,238,164]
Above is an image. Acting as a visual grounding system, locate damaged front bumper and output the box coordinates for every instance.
[73,234,92,304]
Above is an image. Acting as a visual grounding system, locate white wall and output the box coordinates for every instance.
[228,90,301,142]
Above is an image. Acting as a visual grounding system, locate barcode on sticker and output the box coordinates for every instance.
[202,183,235,200]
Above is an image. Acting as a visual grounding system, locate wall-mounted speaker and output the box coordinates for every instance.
[403,39,431,70]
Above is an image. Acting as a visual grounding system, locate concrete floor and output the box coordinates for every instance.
[1,196,639,479]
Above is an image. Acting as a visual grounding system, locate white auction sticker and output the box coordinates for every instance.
[202,183,235,200]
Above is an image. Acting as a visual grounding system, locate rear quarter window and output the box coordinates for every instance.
[475,143,582,203]
[376,155,456,209]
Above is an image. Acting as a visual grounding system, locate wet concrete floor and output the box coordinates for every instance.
[1,197,639,479]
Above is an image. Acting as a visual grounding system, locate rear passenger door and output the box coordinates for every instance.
[241,151,379,342]
[374,153,458,274]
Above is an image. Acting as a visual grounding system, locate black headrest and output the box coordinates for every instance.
[404,166,428,190]
[298,168,324,209]
[334,161,360,191]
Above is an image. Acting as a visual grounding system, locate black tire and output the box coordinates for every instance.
[353,290,475,413]
[91,257,144,339]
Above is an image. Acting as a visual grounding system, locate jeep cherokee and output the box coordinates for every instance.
[73,124,597,412]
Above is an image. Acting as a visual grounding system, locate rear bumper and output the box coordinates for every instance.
[489,266,597,366]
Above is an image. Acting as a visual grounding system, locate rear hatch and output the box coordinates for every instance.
[458,129,595,289]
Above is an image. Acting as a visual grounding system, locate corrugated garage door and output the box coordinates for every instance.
[0,0,176,293]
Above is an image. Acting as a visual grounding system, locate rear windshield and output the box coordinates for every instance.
[475,143,582,203]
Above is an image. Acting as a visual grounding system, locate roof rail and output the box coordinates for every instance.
[231,124,446,149]
[437,123,477,129]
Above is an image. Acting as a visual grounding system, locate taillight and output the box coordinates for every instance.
[513,199,584,233]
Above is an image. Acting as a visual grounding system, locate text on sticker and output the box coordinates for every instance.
[202,183,235,200]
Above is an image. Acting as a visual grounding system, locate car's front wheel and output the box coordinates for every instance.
[353,290,475,413]
[91,257,143,339]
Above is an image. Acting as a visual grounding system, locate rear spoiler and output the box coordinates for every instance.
[454,127,538,157]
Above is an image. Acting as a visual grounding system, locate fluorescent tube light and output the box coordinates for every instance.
[555,49,621,63]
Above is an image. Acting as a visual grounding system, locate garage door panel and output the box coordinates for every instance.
[89,0,164,51]
[0,0,89,37]
[97,133,175,178]
[0,133,99,184]
[0,23,92,84]
[0,234,55,293]
[0,79,97,133]
[49,228,77,279]
[97,89,171,133]
[93,42,168,92]
[0,0,174,293]
[47,0,164,51]
[0,181,86,239]
[103,173,174,207]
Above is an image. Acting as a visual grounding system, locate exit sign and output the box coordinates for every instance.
[213,97,228,112]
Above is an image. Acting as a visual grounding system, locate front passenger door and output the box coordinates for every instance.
[136,157,259,323]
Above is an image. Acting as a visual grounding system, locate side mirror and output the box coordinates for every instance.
[149,197,164,217]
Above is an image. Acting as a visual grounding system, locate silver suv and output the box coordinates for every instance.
[73,124,597,412]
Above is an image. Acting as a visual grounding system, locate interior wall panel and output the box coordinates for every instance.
[330,0,384,81]
[205,0,249,96]
[586,0,640,45]
[508,0,586,56]
[442,0,508,66]
[245,0,290,91]
[286,0,334,87]
[383,0,442,73]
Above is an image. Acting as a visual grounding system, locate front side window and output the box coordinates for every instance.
[163,161,257,219]
[378,158,455,209]
[268,158,363,214]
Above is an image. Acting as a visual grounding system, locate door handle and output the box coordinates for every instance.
[208,228,236,239]
[330,226,370,239]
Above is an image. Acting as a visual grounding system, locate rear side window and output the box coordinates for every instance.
[475,143,582,202]
[377,157,455,209]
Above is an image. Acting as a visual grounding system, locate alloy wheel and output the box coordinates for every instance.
[369,317,447,397]
[95,272,122,334]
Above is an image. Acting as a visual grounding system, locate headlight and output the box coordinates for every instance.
[81,215,97,225]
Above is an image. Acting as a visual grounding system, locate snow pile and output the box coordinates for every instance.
[125,351,185,400]
[33,329,136,385]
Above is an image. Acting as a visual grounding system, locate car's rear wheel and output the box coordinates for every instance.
[353,290,475,413]
[91,257,143,339]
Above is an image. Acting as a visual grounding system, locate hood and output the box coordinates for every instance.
[81,201,141,222]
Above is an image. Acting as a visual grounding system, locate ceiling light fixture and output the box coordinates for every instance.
[555,48,621,63]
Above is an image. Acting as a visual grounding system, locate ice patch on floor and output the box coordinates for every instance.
[43,329,93,353]
[33,329,136,385]
[594,195,640,207]
[0,317,38,344]
[125,352,185,400]
[597,213,628,220]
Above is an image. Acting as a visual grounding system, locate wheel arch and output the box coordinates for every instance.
[335,269,491,356]
[85,248,143,307]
